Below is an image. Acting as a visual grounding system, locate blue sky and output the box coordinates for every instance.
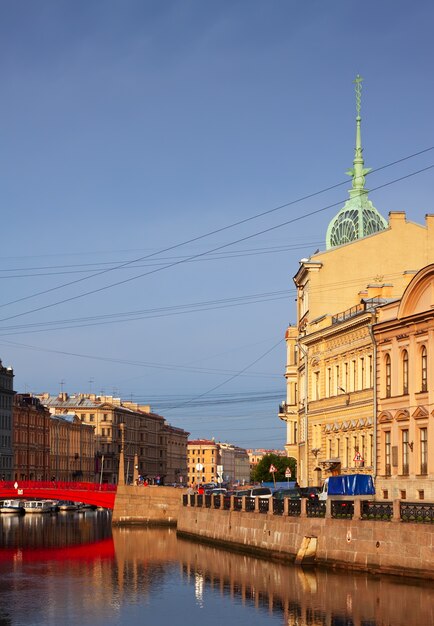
[0,1,433,448]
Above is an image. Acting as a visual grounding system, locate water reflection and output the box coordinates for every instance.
[0,515,432,626]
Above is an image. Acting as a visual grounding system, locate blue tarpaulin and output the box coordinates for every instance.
[327,474,375,496]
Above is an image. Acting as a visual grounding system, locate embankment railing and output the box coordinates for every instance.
[182,494,434,524]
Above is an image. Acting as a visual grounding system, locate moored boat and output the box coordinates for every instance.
[58,501,78,511]
[23,500,54,514]
[0,500,25,515]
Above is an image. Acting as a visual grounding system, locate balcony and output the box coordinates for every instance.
[278,402,297,420]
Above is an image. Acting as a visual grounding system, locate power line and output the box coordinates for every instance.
[1,147,433,319]
[0,289,293,336]
[0,337,282,379]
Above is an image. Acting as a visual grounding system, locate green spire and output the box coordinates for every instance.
[345,75,371,199]
[325,75,387,249]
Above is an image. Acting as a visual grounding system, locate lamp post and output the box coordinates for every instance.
[118,423,125,486]
[133,453,139,485]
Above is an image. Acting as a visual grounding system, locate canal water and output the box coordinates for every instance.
[0,511,433,626]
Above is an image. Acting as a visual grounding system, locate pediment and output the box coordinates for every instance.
[395,409,410,422]
[378,411,393,423]
[413,405,429,419]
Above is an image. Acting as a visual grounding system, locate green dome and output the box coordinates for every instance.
[326,76,387,250]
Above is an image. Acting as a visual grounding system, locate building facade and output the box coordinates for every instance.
[187,439,220,485]
[13,394,50,481]
[162,422,189,485]
[0,361,14,480]
[187,440,250,486]
[39,393,186,484]
[374,264,434,501]
[283,78,434,487]
[50,413,95,482]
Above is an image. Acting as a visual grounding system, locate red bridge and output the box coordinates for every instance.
[0,480,117,509]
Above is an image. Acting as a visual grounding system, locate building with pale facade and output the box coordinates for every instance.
[374,264,434,501]
[187,440,250,485]
[281,77,434,487]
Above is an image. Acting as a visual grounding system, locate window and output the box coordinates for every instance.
[420,427,428,475]
[314,371,320,400]
[352,360,357,391]
[385,354,391,398]
[360,357,365,389]
[402,429,409,475]
[368,354,373,387]
[89,414,95,422]
[421,346,427,392]
[385,431,391,476]
[327,368,332,397]
[335,365,340,396]
[402,350,409,395]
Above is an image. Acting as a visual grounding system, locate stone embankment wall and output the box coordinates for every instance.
[177,503,434,580]
[112,485,184,526]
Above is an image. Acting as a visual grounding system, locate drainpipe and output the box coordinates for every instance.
[369,320,377,481]
[297,342,309,486]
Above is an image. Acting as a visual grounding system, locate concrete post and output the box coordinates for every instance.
[392,499,401,522]
[325,498,332,518]
[230,495,235,511]
[242,496,247,512]
[254,496,260,513]
[300,497,307,518]
[353,498,362,520]
[284,497,290,516]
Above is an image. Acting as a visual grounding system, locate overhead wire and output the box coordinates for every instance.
[0,161,433,325]
[0,145,433,317]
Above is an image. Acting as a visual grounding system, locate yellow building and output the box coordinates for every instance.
[284,77,434,486]
[374,264,434,501]
[187,439,220,485]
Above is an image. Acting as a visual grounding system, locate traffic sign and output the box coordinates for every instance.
[353,452,363,462]
[285,468,292,478]
[269,464,277,473]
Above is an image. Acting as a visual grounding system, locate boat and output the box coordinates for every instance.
[23,500,54,514]
[58,501,78,511]
[0,500,25,515]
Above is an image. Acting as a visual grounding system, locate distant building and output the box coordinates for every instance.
[161,422,189,485]
[39,393,188,485]
[49,413,95,482]
[0,361,14,480]
[247,449,286,474]
[13,394,50,481]
[187,440,250,485]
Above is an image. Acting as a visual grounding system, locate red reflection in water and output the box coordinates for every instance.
[0,538,115,562]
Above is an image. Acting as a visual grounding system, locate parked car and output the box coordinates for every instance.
[236,487,273,499]
[209,488,227,495]
[273,488,301,500]
[299,487,319,500]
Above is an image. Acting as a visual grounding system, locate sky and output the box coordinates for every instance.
[0,1,433,449]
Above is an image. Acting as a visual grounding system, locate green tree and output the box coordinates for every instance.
[252,453,296,484]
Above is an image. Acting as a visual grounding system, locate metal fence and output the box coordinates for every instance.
[182,495,434,524]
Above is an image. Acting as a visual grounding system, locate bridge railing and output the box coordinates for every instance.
[0,480,117,492]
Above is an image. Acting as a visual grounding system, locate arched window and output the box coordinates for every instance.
[385,354,391,398]
[421,346,427,392]
[402,350,409,395]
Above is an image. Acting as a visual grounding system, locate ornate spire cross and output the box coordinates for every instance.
[354,74,363,117]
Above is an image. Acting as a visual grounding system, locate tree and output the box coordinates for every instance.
[251,453,297,483]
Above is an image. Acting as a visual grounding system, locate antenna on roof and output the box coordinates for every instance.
[59,379,65,393]
[88,378,94,394]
